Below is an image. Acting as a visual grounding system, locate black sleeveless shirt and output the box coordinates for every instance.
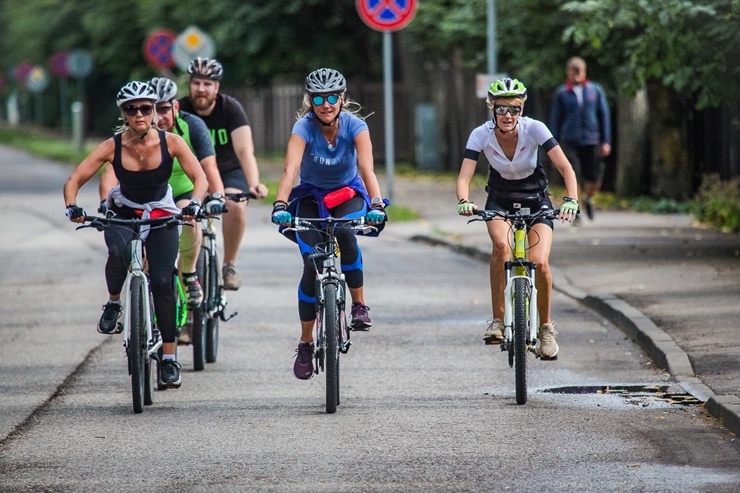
[112,129,173,204]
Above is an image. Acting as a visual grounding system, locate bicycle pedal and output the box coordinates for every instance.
[350,325,370,332]
[539,355,558,361]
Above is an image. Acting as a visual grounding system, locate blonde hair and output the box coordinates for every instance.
[296,93,371,120]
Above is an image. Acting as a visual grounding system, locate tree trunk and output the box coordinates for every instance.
[647,83,693,199]
[615,90,650,197]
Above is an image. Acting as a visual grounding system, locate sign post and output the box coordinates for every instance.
[49,51,70,135]
[356,0,418,204]
[66,50,93,152]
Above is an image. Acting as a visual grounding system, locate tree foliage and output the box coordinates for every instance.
[562,0,740,109]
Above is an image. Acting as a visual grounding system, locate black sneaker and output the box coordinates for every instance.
[98,302,123,334]
[583,198,594,220]
[160,359,182,388]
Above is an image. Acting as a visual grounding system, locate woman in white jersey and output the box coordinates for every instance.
[455,77,579,360]
[271,68,386,380]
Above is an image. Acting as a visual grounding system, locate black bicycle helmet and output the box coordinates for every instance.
[187,57,224,81]
[149,77,178,103]
[305,68,347,95]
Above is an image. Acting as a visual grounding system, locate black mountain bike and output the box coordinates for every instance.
[286,215,374,414]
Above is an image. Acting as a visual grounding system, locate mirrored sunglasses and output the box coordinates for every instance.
[123,104,154,117]
[156,104,173,115]
[493,105,522,116]
[311,94,340,106]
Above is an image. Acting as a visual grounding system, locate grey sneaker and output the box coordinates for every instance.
[538,322,559,360]
[483,318,504,344]
[222,264,241,290]
[183,274,204,308]
[293,342,315,380]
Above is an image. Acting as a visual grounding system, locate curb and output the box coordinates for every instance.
[409,233,740,437]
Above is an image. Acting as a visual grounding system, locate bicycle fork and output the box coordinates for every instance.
[502,261,539,351]
[315,269,351,355]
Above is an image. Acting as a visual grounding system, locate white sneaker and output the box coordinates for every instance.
[483,319,504,344]
[538,322,559,359]
[222,264,241,290]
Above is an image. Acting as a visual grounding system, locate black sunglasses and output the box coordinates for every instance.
[493,105,522,116]
[311,94,340,106]
[156,104,173,115]
[123,104,154,117]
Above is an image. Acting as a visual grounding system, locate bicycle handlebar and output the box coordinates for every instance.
[225,192,258,202]
[76,213,186,232]
[287,216,376,233]
[468,206,561,224]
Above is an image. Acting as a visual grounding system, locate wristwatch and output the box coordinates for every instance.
[190,197,202,206]
[211,192,223,201]
[371,196,383,205]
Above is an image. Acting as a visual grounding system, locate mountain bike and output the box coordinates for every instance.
[187,191,255,367]
[469,206,561,405]
[77,213,185,413]
[286,216,374,414]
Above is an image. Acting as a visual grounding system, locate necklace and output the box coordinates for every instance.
[323,122,339,149]
[123,130,149,162]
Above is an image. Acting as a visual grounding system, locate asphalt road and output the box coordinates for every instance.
[1,146,739,492]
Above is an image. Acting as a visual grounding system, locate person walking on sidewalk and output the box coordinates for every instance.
[456,77,579,359]
[179,57,268,290]
[63,81,208,387]
[549,56,611,221]
[271,68,387,380]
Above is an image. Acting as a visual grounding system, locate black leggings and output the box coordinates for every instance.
[103,225,179,343]
[294,196,365,322]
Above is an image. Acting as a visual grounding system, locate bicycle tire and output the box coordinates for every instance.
[144,353,153,406]
[205,251,220,363]
[513,277,528,405]
[324,283,340,414]
[192,248,207,371]
[129,276,147,413]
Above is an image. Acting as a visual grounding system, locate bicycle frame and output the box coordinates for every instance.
[502,210,539,347]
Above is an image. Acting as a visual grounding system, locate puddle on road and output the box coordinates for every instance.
[541,384,703,407]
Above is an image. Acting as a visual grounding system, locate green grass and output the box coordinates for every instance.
[0,126,97,165]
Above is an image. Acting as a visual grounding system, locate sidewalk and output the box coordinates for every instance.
[376,172,740,436]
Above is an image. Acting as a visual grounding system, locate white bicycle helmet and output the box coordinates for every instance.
[116,81,157,107]
[149,77,178,103]
[487,77,528,102]
[187,57,223,80]
[305,68,346,95]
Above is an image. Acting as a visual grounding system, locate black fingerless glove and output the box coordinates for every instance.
[65,205,85,220]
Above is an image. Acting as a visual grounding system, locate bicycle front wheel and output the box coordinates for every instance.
[129,276,147,413]
[192,248,207,371]
[324,283,340,414]
[513,277,528,405]
[205,251,220,363]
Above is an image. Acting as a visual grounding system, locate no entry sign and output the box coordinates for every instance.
[356,0,418,32]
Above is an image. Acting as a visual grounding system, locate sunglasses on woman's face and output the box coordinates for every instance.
[493,105,522,116]
[123,104,154,117]
[311,94,340,106]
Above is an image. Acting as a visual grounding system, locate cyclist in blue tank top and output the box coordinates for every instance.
[271,68,387,380]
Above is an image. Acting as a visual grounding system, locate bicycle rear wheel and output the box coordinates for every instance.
[513,277,528,405]
[324,283,340,414]
[206,251,220,363]
[192,248,207,371]
[129,276,147,413]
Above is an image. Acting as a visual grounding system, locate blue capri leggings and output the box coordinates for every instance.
[294,195,366,322]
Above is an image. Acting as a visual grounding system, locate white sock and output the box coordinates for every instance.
[108,299,122,305]
[162,354,176,361]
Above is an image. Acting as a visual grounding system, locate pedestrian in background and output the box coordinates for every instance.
[549,56,611,222]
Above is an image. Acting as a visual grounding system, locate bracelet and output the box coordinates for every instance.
[458,198,468,204]
[272,200,288,207]
[563,197,577,203]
